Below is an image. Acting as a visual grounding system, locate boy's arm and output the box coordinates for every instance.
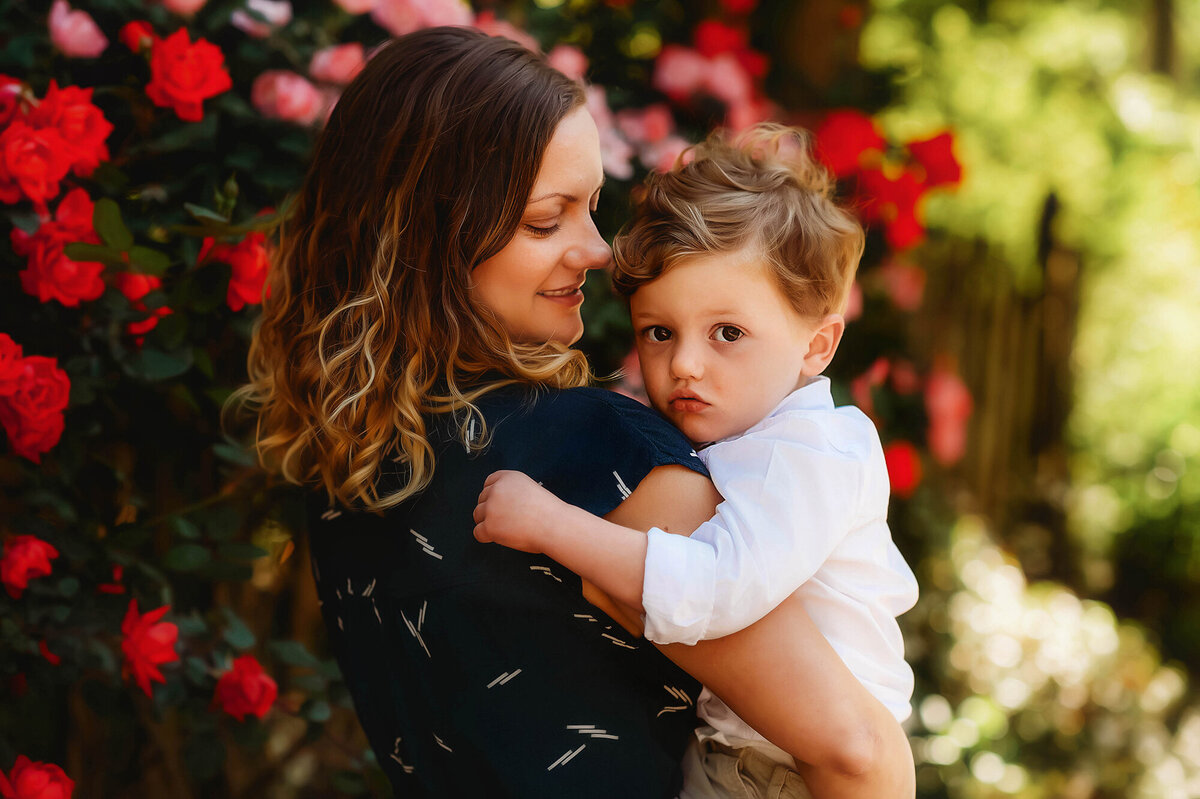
[608,465,914,799]
[473,469,655,616]
[643,423,868,644]
[475,466,914,798]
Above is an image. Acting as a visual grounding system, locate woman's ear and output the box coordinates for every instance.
[801,313,845,376]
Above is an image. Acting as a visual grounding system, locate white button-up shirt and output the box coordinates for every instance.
[641,377,918,752]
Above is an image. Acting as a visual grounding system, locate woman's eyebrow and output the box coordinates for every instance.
[528,180,605,205]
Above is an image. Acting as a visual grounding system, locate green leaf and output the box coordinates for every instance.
[213,441,255,466]
[176,612,208,637]
[63,242,126,267]
[193,348,215,379]
[130,347,193,381]
[218,542,268,561]
[94,198,133,251]
[171,516,203,540]
[165,543,211,572]
[222,614,256,650]
[185,656,211,684]
[184,203,229,223]
[147,114,218,154]
[128,246,171,275]
[301,698,331,723]
[58,576,80,598]
[269,640,321,670]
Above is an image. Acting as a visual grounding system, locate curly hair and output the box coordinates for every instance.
[612,123,864,319]
[225,27,591,513]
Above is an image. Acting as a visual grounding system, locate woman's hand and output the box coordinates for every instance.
[473,470,566,554]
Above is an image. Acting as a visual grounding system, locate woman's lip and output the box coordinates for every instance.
[537,288,584,306]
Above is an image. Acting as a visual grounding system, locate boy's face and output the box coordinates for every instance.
[631,249,821,445]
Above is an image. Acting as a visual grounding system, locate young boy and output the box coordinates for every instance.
[473,123,919,798]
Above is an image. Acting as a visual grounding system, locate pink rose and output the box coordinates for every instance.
[585,86,633,180]
[470,10,538,51]
[924,359,972,466]
[877,258,925,311]
[653,45,708,100]
[231,0,293,38]
[725,97,773,133]
[547,45,588,82]
[309,44,365,85]
[372,0,472,37]
[334,0,376,12]
[161,0,209,15]
[702,53,753,106]
[48,0,109,59]
[251,71,322,125]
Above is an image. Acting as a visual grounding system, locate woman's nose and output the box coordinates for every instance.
[565,218,613,272]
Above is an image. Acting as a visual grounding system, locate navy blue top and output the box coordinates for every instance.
[307,385,708,797]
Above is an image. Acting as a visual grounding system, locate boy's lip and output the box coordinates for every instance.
[667,389,710,412]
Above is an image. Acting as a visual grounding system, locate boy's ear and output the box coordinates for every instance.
[802,314,845,376]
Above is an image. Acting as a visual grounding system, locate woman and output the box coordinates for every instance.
[233,26,911,798]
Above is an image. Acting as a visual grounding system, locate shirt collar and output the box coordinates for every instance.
[706,376,834,448]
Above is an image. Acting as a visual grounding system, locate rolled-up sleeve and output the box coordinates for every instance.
[641,415,870,645]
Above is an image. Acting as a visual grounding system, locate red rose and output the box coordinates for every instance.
[0,535,59,599]
[2,356,70,424]
[145,28,233,122]
[814,109,886,178]
[907,131,962,188]
[856,167,926,250]
[27,81,114,179]
[883,440,922,499]
[693,21,747,58]
[0,122,71,210]
[115,273,172,343]
[0,755,74,799]
[0,75,26,128]
[718,0,757,14]
[0,409,64,464]
[11,188,105,307]
[38,640,61,666]
[214,655,278,721]
[200,232,271,311]
[0,334,23,396]
[119,21,156,53]
[97,564,125,595]
[120,599,179,697]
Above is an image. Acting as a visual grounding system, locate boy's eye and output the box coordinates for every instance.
[714,325,744,342]
[644,325,672,343]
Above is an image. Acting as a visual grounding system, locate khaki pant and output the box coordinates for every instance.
[678,736,814,799]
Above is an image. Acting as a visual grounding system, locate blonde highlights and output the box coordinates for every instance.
[225,28,591,513]
[613,123,864,319]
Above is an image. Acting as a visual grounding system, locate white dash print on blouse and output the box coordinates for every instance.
[572,613,598,623]
[547,744,586,771]
[320,508,342,520]
[346,578,354,596]
[486,668,522,688]
[613,470,631,500]
[656,684,694,717]
[433,733,453,753]
[391,738,414,774]
[401,602,431,658]
[362,578,376,597]
[567,724,619,741]
[601,632,636,650]
[529,565,562,583]
[409,529,443,560]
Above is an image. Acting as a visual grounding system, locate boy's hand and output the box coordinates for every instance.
[473,470,564,554]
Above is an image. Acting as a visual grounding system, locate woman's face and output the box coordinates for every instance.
[471,106,611,346]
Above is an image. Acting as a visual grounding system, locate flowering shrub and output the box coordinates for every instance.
[0,0,967,794]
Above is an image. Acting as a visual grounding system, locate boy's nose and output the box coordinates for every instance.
[669,343,704,380]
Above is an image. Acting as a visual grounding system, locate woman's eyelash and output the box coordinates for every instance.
[524,223,560,237]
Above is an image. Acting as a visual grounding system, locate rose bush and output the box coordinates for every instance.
[0,0,970,795]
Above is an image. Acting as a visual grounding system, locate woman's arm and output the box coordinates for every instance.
[607,465,915,799]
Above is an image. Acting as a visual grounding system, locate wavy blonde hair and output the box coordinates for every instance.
[613,123,864,318]
[225,28,591,513]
